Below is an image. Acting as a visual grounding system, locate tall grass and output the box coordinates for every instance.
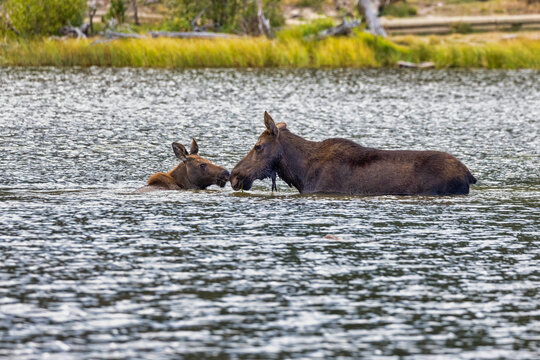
[0,37,311,67]
[1,31,539,68]
[407,38,540,68]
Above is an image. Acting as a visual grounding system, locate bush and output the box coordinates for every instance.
[162,17,191,32]
[277,17,335,40]
[105,0,128,24]
[0,20,9,39]
[4,0,86,36]
[167,0,284,34]
[380,2,417,18]
[294,0,326,10]
[237,0,285,34]
[450,22,473,34]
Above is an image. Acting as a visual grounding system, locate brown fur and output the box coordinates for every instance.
[146,172,181,190]
[230,112,477,196]
[134,139,229,193]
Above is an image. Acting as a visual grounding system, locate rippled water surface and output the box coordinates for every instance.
[1,67,539,359]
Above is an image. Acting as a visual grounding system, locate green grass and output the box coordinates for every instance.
[294,0,326,10]
[431,40,540,68]
[277,17,336,40]
[450,22,474,34]
[380,2,418,18]
[1,29,539,69]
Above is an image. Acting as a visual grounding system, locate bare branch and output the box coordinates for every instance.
[317,18,362,39]
[105,29,146,39]
[190,6,207,31]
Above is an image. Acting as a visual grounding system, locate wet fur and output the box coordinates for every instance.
[231,114,477,196]
[134,140,229,193]
[281,129,476,195]
[134,165,186,193]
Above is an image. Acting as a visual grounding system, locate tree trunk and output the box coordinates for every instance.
[256,0,272,38]
[132,0,140,26]
[104,29,145,39]
[190,7,207,31]
[358,0,387,37]
[317,18,362,39]
[88,1,97,35]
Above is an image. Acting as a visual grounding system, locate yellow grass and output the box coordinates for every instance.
[400,32,540,68]
[1,31,539,68]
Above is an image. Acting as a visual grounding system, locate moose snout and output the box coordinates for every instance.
[230,172,251,191]
[219,169,230,181]
[230,172,241,191]
[217,169,230,188]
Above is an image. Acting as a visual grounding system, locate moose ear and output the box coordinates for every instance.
[172,142,189,162]
[190,138,199,155]
[264,111,279,137]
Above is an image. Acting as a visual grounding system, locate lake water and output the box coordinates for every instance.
[0,67,538,359]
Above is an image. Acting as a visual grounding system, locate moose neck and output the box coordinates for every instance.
[168,163,195,189]
[276,129,317,193]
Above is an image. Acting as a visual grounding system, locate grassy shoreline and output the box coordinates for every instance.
[1,31,539,69]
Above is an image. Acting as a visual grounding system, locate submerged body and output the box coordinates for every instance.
[230,112,476,196]
[135,139,229,193]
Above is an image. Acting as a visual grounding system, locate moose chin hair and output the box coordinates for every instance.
[231,168,275,191]
[240,179,254,191]
[231,177,253,191]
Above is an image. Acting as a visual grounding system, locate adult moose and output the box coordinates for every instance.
[230,112,477,196]
[135,139,230,193]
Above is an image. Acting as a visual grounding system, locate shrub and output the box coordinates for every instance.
[167,0,284,34]
[380,2,417,18]
[162,17,191,32]
[4,0,86,36]
[450,22,473,34]
[277,17,335,40]
[294,0,326,10]
[106,0,127,24]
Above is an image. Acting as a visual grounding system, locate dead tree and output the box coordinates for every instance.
[59,23,89,39]
[317,18,362,39]
[256,0,272,38]
[357,0,387,37]
[88,1,97,35]
[190,6,207,31]
[1,12,20,36]
[104,29,145,39]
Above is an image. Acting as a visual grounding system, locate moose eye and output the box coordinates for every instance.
[254,144,262,152]
[199,163,207,170]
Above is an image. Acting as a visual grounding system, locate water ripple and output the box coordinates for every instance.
[0,67,539,359]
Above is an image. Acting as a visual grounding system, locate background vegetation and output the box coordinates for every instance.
[1,30,538,69]
[380,2,418,17]
[165,0,284,33]
[105,0,128,24]
[3,0,86,36]
[0,0,539,68]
